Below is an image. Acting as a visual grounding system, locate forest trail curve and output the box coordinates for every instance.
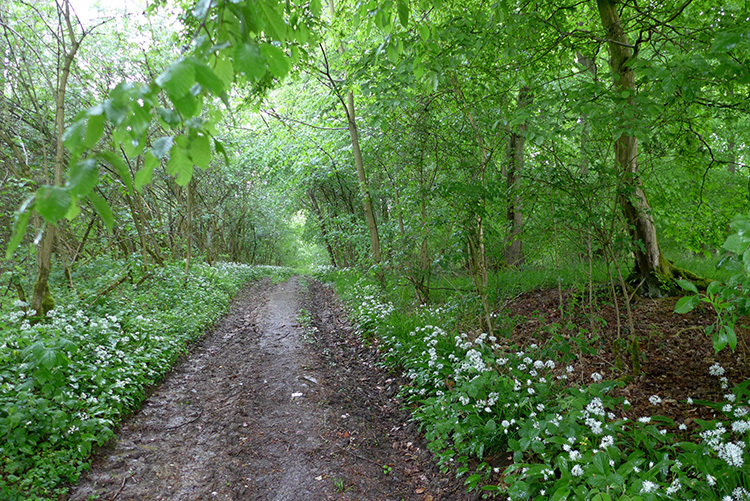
[68,277,469,501]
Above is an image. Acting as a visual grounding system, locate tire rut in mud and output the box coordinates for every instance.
[67,277,471,501]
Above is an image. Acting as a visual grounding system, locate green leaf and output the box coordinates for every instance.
[234,42,266,80]
[83,113,106,149]
[35,186,72,223]
[156,58,196,99]
[171,92,199,118]
[259,1,286,42]
[706,281,722,295]
[189,133,212,169]
[98,151,133,194]
[674,295,700,314]
[484,419,496,433]
[87,192,114,230]
[214,138,229,165]
[725,325,737,352]
[723,233,749,254]
[550,486,570,501]
[5,197,33,259]
[397,0,409,27]
[135,153,158,192]
[419,24,429,41]
[62,119,86,152]
[261,44,290,79]
[151,136,174,159]
[67,158,99,197]
[166,144,193,186]
[157,107,181,126]
[192,60,228,104]
[676,279,698,294]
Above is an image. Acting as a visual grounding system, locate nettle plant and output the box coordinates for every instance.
[676,212,750,353]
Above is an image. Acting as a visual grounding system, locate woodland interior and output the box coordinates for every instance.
[1,0,750,500]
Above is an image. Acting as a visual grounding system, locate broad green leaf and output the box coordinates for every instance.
[166,144,193,186]
[419,24,429,41]
[83,113,106,149]
[725,325,737,352]
[98,151,133,194]
[723,233,749,254]
[65,197,80,219]
[549,486,570,501]
[157,107,181,126]
[397,0,409,27]
[171,92,199,118]
[87,192,114,230]
[62,119,86,152]
[234,42,266,80]
[213,55,235,86]
[5,197,33,259]
[67,158,99,197]
[261,44,290,79]
[674,295,700,314]
[259,1,286,42]
[706,281,722,295]
[35,186,72,223]
[151,136,174,159]
[156,58,196,99]
[189,133,212,169]
[484,419,496,433]
[676,279,698,294]
[192,60,228,104]
[135,153,158,192]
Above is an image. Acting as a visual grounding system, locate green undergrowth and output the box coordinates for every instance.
[315,265,750,500]
[0,259,294,500]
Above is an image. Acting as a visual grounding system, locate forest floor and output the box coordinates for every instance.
[66,277,471,501]
[504,287,750,427]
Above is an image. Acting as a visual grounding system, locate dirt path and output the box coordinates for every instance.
[68,277,470,501]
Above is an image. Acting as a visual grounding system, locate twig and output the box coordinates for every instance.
[110,472,133,501]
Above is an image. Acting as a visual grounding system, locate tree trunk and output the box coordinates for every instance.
[597,0,675,297]
[504,86,531,267]
[327,0,382,273]
[308,189,337,268]
[32,1,82,315]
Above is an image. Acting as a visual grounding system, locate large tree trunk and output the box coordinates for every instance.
[504,86,531,267]
[596,0,675,297]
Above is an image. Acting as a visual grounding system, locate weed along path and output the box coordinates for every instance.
[68,277,469,501]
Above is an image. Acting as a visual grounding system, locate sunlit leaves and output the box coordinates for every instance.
[156,58,196,100]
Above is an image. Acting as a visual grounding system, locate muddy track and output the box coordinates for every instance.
[67,277,471,501]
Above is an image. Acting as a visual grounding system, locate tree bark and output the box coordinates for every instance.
[597,0,674,297]
[327,0,382,273]
[504,86,531,267]
[32,1,83,315]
